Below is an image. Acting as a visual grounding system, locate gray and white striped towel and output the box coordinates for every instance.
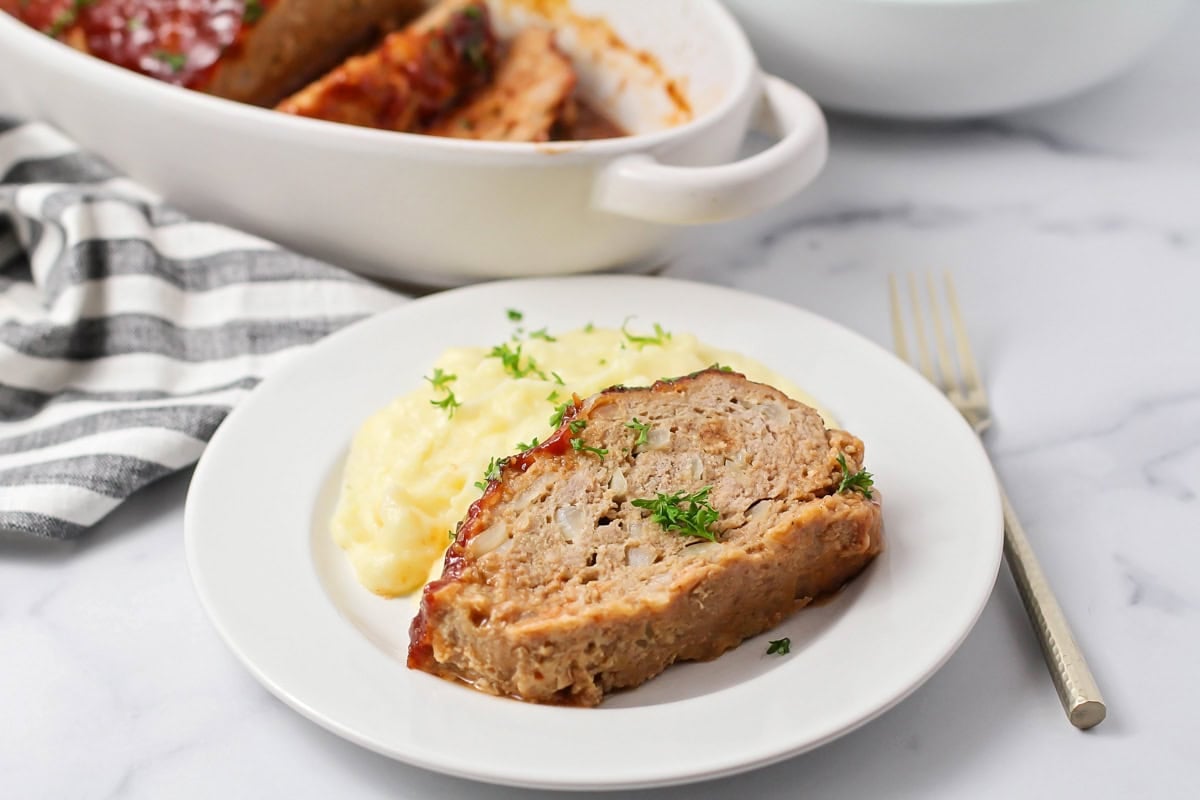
[0,118,404,540]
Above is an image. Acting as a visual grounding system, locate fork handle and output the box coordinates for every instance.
[999,485,1106,729]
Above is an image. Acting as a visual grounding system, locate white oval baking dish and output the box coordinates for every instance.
[0,0,827,284]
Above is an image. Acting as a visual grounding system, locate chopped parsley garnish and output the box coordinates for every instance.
[473,456,503,490]
[488,342,547,380]
[568,419,587,434]
[584,322,595,333]
[598,359,607,366]
[506,308,523,322]
[463,3,482,19]
[836,453,874,499]
[424,367,456,391]
[484,457,502,480]
[516,437,540,451]
[530,328,556,342]
[155,50,187,73]
[547,391,560,403]
[126,17,143,30]
[243,0,263,23]
[708,363,734,373]
[46,8,76,37]
[622,318,672,349]
[426,366,461,417]
[429,391,462,417]
[551,371,565,385]
[45,0,97,36]
[549,401,572,428]
[766,638,791,655]
[447,528,456,542]
[464,41,487,71]
[631,486,719,542]
[625,418,651,447]
[570,437,607,459]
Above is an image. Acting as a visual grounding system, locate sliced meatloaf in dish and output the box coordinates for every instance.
[426,26,576,142]
[275,0,498,132]
[6,0,423,106]
[408,369,883,706]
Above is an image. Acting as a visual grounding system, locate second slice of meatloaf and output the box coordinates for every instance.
[408,369,883,706]
[425,27,576,142]
[275,0,497,131]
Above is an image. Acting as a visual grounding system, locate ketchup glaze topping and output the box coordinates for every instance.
[10,0,263,88]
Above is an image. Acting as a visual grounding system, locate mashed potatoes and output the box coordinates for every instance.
[332,321,832,597]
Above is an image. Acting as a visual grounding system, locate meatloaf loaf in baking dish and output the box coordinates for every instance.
[4,0,423,105]
[409,369,883,706]
[275,0,499,133]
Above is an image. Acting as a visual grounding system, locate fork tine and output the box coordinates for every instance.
[925,272,961,398]
[888,274,910,363]
[943,272,987,399]
[906,273,939,386]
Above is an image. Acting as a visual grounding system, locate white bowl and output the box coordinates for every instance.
[722,0,1188,119]
[0,1,827,284]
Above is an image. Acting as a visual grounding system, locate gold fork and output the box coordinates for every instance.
[889,273,1106,730]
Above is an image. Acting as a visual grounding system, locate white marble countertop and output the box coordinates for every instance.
[4,9,1199,799]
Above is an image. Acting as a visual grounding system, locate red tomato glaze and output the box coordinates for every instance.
[9,0,256,88]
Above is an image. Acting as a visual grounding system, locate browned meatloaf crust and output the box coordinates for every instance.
[6,0,423,106]
[275,0,498,132]
[425,27,576,142]
[408,369,883,706]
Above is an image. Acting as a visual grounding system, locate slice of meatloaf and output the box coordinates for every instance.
[9,0,422,105]
[408,369,883,706]
[424,27,576,142]
[275,0,497,132]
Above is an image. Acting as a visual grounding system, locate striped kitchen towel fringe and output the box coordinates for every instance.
[0,119,404,540]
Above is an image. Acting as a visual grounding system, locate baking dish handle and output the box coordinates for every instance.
[592,74,828,225]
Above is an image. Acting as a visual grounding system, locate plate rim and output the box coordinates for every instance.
[185,274,1003,790]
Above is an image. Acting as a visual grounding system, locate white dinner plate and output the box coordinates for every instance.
[185,275,1003,790]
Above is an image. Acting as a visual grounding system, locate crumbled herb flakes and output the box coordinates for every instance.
[622,319,671,349]
[570,437,607,459]
[473,456,503,490]
[625,418,651,447]
[835,453,874,498]
[632,486,719,542]
[429,391,462,417]
[154,50,187,73]
[488,342,547,380]
[424,367,456,391]
[426,366,461,417]
[549,401,572,428]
